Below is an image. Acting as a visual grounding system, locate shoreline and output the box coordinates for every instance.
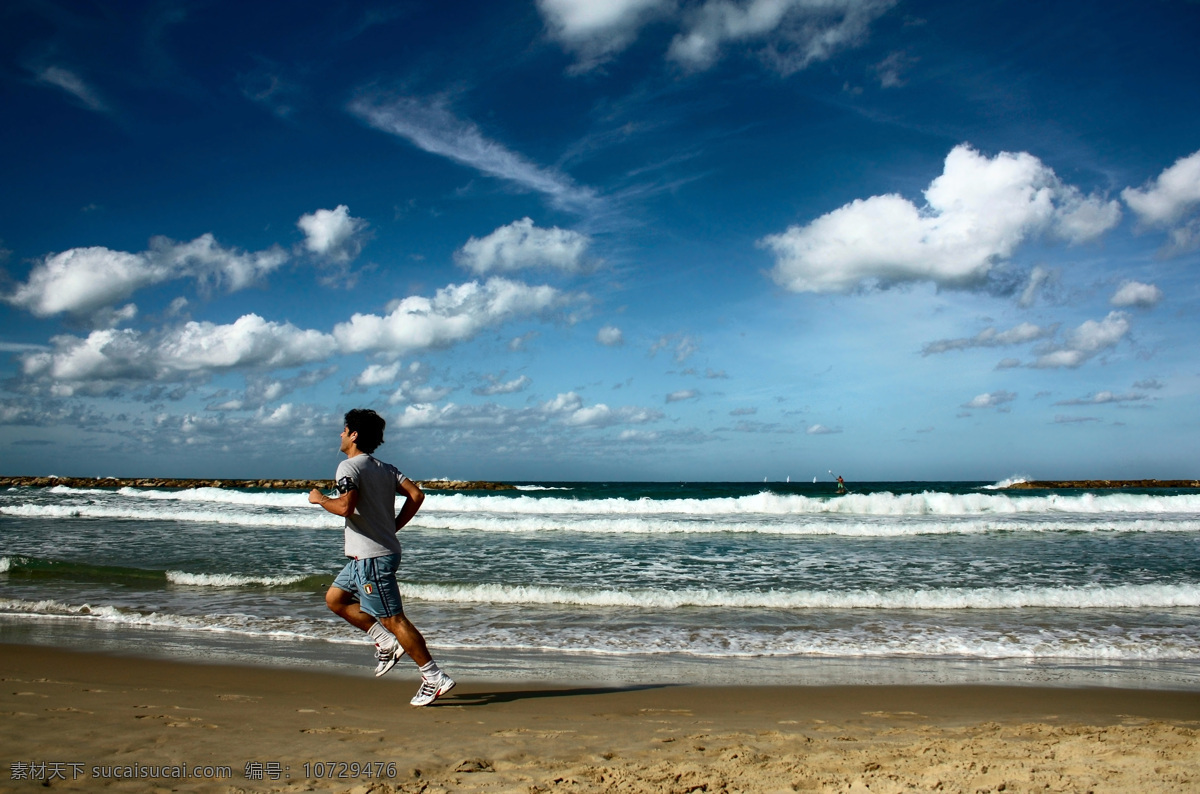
[7,616,1199,691]
[1,643,1197,793]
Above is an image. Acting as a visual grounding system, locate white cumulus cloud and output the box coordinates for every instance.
[333,278,574,355]
[6,235,287,319]
[597,325,624,346]
[762,144,1121,293]
[455,218,592,274]
[542,390,662,427]
[650,333,699,363]
[352,362,404,389]
[1110,281,1162,308]
[1032,311,1131,369]
[538,0,673,71]
[543,391,584,414]
[20,315,335,396]
[208,367,335,411]
[1122,149,1200,254]
[297,205,370,264]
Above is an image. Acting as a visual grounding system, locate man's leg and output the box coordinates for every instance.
[355,556,453,703]
[381,612,454,706]
[378,613,432,667]
[327,585,405,676]
[325,585,377,632]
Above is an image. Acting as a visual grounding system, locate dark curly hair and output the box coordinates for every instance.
[344,408,385,453]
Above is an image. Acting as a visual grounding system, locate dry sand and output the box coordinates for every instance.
[1,644,1197,793]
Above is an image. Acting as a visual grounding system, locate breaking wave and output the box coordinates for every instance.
[399,581,1200,610]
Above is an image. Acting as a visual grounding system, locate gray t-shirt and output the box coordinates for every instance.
[334,454,408,558]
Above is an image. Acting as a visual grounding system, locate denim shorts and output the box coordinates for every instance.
[331,554,403,618]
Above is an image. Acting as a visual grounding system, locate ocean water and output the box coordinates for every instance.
[2,480,1199,688]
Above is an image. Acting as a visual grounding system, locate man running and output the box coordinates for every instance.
[308,408,455,707]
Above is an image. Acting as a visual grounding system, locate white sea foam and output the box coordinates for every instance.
[0,502,338,529]
[116,486,310,507]
[166,571,312,588]
[983,475,1031,489]
[395,581,1200,610]
[421,490,1200,518]
[0,598,355,644]
[4,493,1199,535]
[429,619,1200,660]
[48,485,112,495]
[3,596,1196,661]
[431,623,1200,661]
[415,513,1200,536]
[24,484,1200,519]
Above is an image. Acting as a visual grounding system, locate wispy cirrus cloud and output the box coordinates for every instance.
[1053,415,1101,424]
[1053,391,1148,407]
[473,373,532,396]
[666,389,698,403]
[33,65,108,113]
[538,0,898,76]
[348,94,598,211]
[961,390,1017,410]
[668,0,898,75]
[921,322,1058,356]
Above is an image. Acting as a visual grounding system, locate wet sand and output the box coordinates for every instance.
[1,644,1197,793]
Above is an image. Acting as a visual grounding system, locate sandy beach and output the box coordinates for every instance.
[0,645,1196,793]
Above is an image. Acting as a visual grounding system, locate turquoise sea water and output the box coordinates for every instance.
[2,480,1199,687]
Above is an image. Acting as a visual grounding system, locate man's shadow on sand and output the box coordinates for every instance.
[435,683,676,706]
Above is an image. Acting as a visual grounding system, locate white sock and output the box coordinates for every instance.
[367,622,395,648]
[420,660,441,680]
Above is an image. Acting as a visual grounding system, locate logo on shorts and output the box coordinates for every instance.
[364,583,374,595]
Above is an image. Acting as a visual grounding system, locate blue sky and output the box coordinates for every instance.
[1,0,1198,481]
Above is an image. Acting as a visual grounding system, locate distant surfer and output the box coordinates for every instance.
[308,408,455,707]
[836,475,846,494]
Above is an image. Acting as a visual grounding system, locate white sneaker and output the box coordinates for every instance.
[374,642,405,677]
[410,672,455,706]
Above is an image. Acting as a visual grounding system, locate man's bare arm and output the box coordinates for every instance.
[309,487,358,518]
[395,478,424,530]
